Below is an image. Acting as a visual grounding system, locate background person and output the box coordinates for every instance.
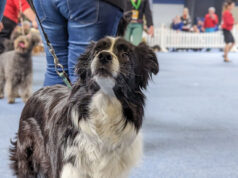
[125,0,154,45]
[171,15,183,31]
[0,0,37,54]
[204,7,219,33]
[222,1,235,62]
[32,0,125,86]
[181,7,192,32]
[193,18,205,33]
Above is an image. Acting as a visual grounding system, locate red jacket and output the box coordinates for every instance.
[222,10,234,31]
[3,0,30,23]
[204,13,218,28]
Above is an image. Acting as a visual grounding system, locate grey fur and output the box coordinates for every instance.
[0,33,40,103]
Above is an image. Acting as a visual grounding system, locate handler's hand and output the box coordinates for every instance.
[0,22,3,32]
[148,26,154,37]
[32,20,38,29]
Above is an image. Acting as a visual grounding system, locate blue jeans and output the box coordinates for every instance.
[33,0,122,86]
[0,0,6,20]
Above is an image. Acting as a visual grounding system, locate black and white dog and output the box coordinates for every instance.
[10,36,159,178]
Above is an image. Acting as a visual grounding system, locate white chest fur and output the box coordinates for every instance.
[61,92,143,178]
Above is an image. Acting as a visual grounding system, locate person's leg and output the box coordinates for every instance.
[0,17,17,38]
[228,43,235,52]
[66,0,123,83]
[131,23,143,46]
[224,42,235,62]
[0,17,17,54]
[223,29,230,62]
[228,33,235,53]
[224,43,230,61]
[124,23,133,43]
[33,0,69,86]
[223,30,235,62]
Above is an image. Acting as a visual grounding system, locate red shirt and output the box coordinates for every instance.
[3,0,30,23]
[204,13,218,28]
[222,10,234,31]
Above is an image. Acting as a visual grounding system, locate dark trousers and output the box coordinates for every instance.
[0,16,16,54]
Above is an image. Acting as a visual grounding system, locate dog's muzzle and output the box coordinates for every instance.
[91,51,119,78]
[98,51,112,64]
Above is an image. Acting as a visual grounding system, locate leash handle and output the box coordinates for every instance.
[27,0,72,89]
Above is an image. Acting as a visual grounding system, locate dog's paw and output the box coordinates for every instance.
[15,95,21,98]
[22,97,29,103]
[0,94,4,99]
[14,93,20,98]
[8,98,15,104]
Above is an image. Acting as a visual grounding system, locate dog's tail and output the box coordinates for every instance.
[9,118,50,177]
[9,136,18,175]
[9,133,35,177]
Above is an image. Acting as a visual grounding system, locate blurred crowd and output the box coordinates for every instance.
[0,0,236,60]
[171,7,220,33]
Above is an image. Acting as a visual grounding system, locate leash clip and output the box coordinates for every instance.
[27,0,72,89]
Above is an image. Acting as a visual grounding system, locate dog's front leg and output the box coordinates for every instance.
[0,74,5,98]
[5,79,15,103]
[19,74,32,103]
[13,86,20,98]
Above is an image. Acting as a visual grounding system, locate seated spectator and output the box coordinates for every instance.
[171,15,183,31]
[204,7,219,32]
[181,8,192,32]
[193,18,205,33]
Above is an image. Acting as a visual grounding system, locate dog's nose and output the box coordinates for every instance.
[98,52,112,64]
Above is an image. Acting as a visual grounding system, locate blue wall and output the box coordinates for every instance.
[153,0,185,4]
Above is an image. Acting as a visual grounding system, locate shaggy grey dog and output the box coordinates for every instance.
[1,23,32,54]
[0,33,40,103]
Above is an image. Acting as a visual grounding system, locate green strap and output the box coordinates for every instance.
[59,73,72,89]
[130,0,141,10]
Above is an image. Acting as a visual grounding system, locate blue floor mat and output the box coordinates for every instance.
[0,52,238,178]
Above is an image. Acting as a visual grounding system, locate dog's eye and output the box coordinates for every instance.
[122,52,129,61]
[101,41,107,47]
[122,52,128,57]
[117,44,128,52]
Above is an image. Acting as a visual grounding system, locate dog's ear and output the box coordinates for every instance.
[11,30,22,41]
[75,42,96,81]
[134,42,159,89]
[29,32,41,47]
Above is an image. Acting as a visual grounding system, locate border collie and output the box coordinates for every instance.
[10,37,159,178]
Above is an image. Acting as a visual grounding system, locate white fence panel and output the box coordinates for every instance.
[146,25,238,51]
